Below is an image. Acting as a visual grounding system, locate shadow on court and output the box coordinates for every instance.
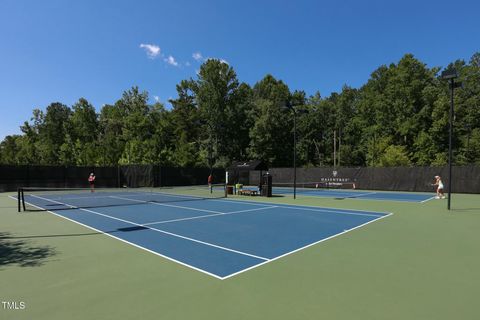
[0,232,57,268]
[0,225,149,269]
[0,224,148,241]
[0,231,103,240]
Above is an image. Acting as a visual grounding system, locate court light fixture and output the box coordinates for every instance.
[440,68,458,80]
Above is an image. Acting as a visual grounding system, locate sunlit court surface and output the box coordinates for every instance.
[2,186,480,320]
[14,188,391,279]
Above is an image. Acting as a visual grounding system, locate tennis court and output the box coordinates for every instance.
[273,186,434,202]
[2,189,480,320]
[16,188,390,279]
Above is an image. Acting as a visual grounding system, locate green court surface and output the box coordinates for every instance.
[1,191,479,320]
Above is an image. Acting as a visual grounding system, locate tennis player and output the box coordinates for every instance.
[208,174,213,193]
[433,175,445,199]
[88,173,96,192]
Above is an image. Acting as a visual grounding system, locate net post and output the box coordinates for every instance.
[17,188,21,212]
[225,171,229,198]
[21,188,26,211]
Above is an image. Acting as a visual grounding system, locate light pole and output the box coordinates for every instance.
[293,108,297,199]
[441,67,462,210]
[283,102,307,199]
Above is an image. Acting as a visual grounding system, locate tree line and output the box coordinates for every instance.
[1,53,479,168]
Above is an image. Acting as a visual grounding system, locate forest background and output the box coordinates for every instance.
[1,53,479,169]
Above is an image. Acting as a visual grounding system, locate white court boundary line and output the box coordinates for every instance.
[219,194,426,211]
[118,190,394,212]
[215,198,390,217]
[38,191,151,201]
[342,191,378,198]
[222,211,393,279]
[113,194,384,218]
[143,206,278,226]
[44,186,417,210]
[269,205,384,218]
[110,195,226,215]
[34,190,383,218]
[299,193,430,203]
[9,195,225,279]
[29,195,269,268]
[45,194,141,201]
[274,188,432,203]
[12,195,392,280]
[421,196,436,203]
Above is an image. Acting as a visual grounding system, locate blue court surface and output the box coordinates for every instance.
[273,187,434,202]
[21,191,391,279]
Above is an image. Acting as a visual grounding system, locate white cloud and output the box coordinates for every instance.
[192,52,203,61]
[154,96,160,102]
[164,55,179,67]
[140,43,161,59]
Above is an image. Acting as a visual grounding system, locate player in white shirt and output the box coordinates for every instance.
[433,175,445,199]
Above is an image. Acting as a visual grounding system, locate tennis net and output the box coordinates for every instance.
[18,184,226,212]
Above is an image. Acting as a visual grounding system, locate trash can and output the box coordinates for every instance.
[261,173,272,197]
[227,185,234,195]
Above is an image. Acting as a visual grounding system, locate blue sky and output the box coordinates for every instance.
[1,0,479,140]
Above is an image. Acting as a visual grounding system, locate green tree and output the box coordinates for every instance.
[35,103,72,164]
[466,128,480,165]
[296,92,335,166]
[16,110,43,164]
[224,83,255,161]
[192,59,241,167]
[378,145,412,167]
[170,80,201,166]
[248,75,292,166]
[117,87,157,164]
[60,98,99,165]
[2,52,480,168]
[0,135,21,164]
[451,53,480,164]
[98,103,125,165]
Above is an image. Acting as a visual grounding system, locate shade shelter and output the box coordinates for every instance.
[227,160,268,186]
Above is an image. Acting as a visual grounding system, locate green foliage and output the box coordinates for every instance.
[412,131,437,165]
[193,59,242,165]
[431,152,448,166]
[0,135,21,164]
[2,53,480,167]
[248,75,292,166]
[378,145,412,167]
[467,128,480,165]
